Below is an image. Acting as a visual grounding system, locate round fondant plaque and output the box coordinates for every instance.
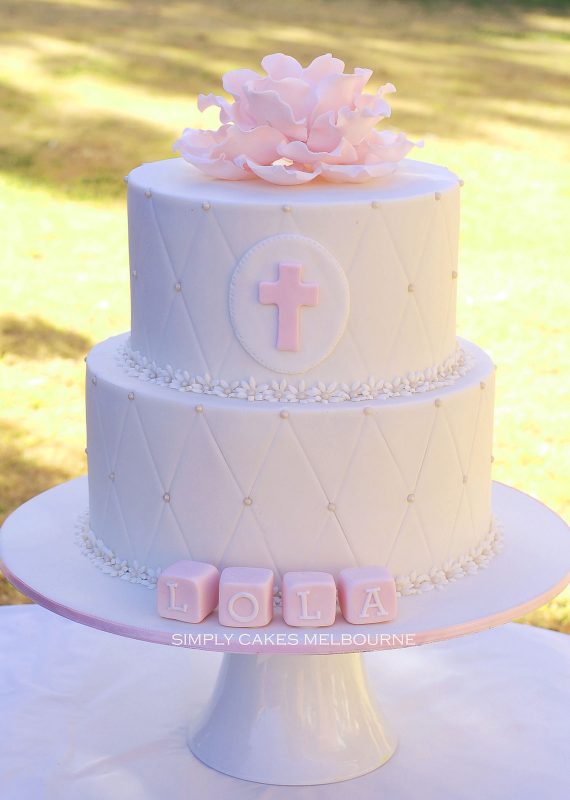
[229,234,350,374]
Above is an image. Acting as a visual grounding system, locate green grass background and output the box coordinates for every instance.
[0,0,569,631]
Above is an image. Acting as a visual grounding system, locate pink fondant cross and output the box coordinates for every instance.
[259,262,319,352]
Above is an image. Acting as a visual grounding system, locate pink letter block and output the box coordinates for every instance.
[157,560,219,624]
[337,566,397,624]
[282,571,337,627]
[218,567,274,628]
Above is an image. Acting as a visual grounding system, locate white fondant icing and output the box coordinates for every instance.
[118,338,471,403]
[127,158,460,386]
[86,335,495,582]
[80,149,502,612]
[230,234,349,373]
[74,510,159,588]
[74,510,503,598]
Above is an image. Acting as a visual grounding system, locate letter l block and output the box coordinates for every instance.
[157,560,220,623]
[282,571,337,627]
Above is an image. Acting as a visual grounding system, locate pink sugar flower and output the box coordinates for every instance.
[174,53,419,185]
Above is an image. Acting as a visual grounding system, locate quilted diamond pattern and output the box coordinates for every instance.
[335,416,410,563]
[112,404,167,558]
[167,417,246,565]
[128,181,458,385]
[86,344,495,580]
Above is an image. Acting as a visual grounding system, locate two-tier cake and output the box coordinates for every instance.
[80,53,500,598]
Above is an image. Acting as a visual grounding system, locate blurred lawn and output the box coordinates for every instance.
[0,0,568,629]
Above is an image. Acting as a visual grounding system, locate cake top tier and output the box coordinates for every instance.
[173,52,418,186]
[126,155,462,396]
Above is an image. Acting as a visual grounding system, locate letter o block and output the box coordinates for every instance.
[218,567,274,627]
[157,560,220,623]
[282,571,337,627]
[338,566,397,624]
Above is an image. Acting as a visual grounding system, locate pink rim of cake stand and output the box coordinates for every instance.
[2,478,569,786]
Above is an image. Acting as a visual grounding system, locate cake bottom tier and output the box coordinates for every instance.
[85,335,495,585]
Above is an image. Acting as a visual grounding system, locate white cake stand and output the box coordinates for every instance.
[1,478,569,786]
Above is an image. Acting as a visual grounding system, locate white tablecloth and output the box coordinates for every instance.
[0,605,568,799]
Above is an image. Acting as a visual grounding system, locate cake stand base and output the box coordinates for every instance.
[190,651,396,785]
[1,478,569,786]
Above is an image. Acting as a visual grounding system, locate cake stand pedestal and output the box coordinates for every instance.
[190,651,396,784]
[1,479,569,786]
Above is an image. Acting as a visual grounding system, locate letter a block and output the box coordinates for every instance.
[218,567,274,627]
[157,560,220,623]
[338,566,397,624]
[282,571,337,627]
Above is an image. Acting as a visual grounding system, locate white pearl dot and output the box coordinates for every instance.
[435,191,442,201]
[175,281,182,292]
[163,492,171,503]
[435,398,442,408]
[282,204,292,212]
[109,472,115,481]
[145,189,152,198]
[91,376,97,385]
[128,392,134,401]
[202,201,211,211]
[280,410,289,419]
[195,404,204,413]
[327,502,336,512]
[243,497,253,506]
[407,493,415,503]
[408,284,414,293]
[452,270,458,279]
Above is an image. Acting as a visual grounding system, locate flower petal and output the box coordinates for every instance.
[358,130,417,163]
[312,68,373,120]
[197,93,235,125]
[210,125,286,164]
[243,86,308,140]
[303,53,345,84]
[261,53,303,80]
[336,96,393,145]
[173,127,227,157]
[355,82,396,111]
[306,110,343,152]
[243,158,321,185]
[255,76,314,123]
[182,153,255,180]
[175,125,286,180]
[222,68,261,99]
[319,161,399,183]
[278,136,356,165]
